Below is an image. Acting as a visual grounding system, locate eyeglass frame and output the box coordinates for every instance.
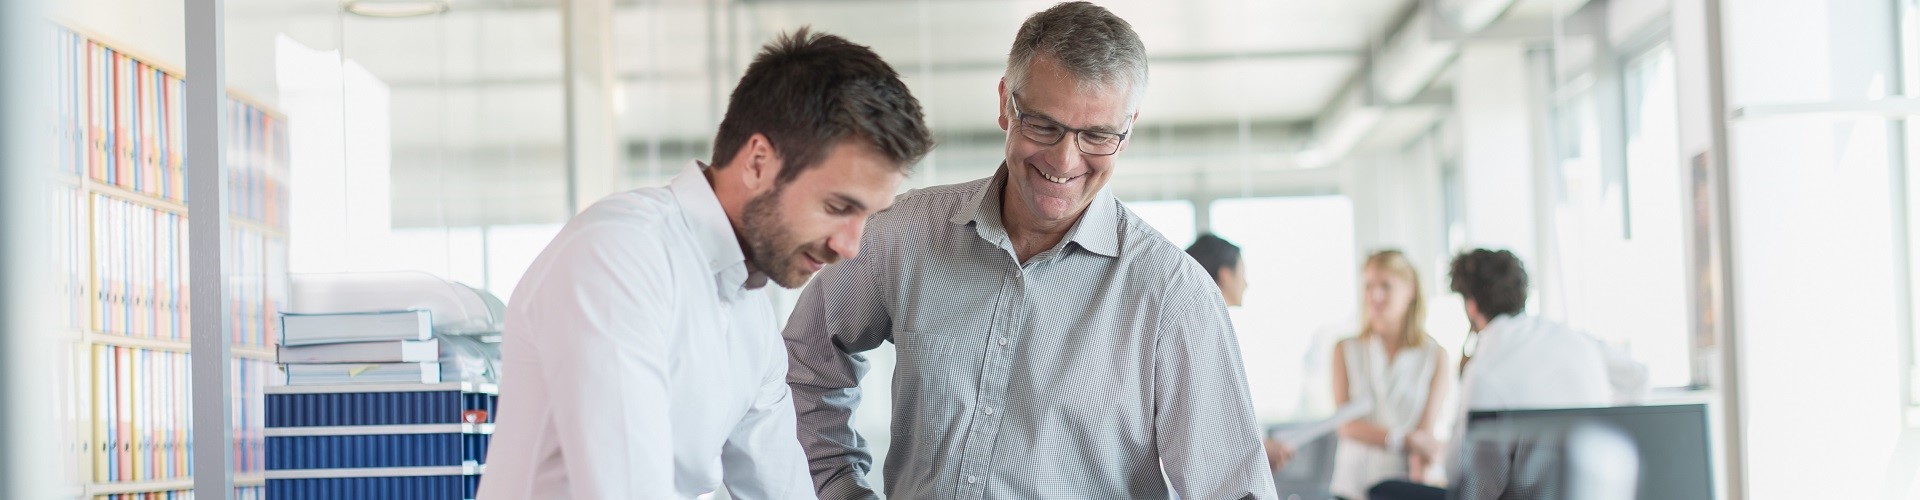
[1007,92,1133,156]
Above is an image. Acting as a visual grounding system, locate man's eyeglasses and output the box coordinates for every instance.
[1009,93,1130,156]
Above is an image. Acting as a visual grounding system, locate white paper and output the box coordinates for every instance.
[1271,400,1374,447]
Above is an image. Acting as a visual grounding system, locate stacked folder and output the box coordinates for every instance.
[278,309,444,386]
[267,274,506,498]
[264,383,498,500]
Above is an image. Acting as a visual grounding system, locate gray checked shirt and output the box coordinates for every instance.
[784,165,1278,500]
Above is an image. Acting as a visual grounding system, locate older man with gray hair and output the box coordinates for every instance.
[784,2,1279,499]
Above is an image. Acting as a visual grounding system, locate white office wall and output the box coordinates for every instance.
[1454,43,1543,265]
[1346,143,1447,266]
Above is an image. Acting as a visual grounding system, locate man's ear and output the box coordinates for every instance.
[1117,110,1139,153]
[738,133,782,193]
[997,79,1011,131]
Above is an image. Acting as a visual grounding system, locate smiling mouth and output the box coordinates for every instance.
[1033,164,1080,185]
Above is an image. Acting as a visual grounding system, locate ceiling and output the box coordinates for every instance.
[393,0,1416,225]
[335,0,1414,142]
[62,0,1434,227]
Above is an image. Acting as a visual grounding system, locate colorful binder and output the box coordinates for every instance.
[53,24,292,494]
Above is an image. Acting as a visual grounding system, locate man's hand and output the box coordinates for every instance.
[1263,439,1296,471]
[1404,430,1442,460]
[1408,452,1430,483]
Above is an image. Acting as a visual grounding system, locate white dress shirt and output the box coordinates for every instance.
[1457,314,1649,413]
[1451,315,1651,490]
[478,161,814,500]
[1447,314,1649,481]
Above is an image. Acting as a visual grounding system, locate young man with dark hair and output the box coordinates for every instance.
[1447,248,1530,326]
[1448,248,1646,420]
[479,28,933,499]
[1186,233,1248,307]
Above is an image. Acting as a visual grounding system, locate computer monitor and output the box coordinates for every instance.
[1268,423,1338,500]
[1463,404,1713,500]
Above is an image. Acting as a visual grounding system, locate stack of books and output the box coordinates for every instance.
[267,274,506,499]
[278,310,442,386]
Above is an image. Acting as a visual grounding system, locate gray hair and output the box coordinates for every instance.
[1004,1,1149,112]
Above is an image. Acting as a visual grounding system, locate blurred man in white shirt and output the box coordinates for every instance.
[1366,249,1649,500]
[478,29,933,500]
[1447,248,1649,414]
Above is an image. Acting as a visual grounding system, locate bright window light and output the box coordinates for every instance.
[1210,196,1358,422]
[1124,199,1197,247]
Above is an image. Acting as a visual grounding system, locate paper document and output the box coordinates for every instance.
[1270,401,1374,447]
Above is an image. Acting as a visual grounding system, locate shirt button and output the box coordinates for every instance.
[983,407,995,415]
[967,476,978,484]
[999,337,1008,346]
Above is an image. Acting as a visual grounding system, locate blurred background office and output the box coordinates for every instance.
[3,0,1919,498]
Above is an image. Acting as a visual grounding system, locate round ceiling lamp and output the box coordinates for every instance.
[343,0,453,18]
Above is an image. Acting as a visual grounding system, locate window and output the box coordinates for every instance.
[383,226,488,288]
[483,223,566,301]
[1123,199,1196,247]
[379,223,564,302]
[1209,196,1357,422]
[1546,45,1693,389]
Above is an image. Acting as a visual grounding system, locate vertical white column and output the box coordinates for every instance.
[185,0,234,496]
[1,0,59,497]
[564,0,619,213]
[1671,0,1743,497]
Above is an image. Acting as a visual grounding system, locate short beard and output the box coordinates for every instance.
[740,185,811,288]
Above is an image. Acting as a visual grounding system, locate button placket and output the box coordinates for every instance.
[961,272,1024,499]
[954,265,1019,500]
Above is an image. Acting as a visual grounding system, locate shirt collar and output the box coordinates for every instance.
[668,160,770,297]
[1471,314,1522,355]
[951,162,1122,259]
[1482,314,1520,335]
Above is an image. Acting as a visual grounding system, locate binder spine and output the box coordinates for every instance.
[266,474,482,500]
[267,433,480,470]
[267,390,498,427]
[52,25,290,493]
[264,388,496,498]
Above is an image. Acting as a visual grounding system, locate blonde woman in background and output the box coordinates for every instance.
[1330,250,1452,497]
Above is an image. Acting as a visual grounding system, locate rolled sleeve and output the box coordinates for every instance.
[784,247,892,499]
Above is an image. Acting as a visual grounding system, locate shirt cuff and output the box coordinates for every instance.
[817,471,880,500]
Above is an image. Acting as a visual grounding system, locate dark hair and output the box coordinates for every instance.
[1185,233,1242,282]
[709,27,934,185]
[1448,248,1529,318]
